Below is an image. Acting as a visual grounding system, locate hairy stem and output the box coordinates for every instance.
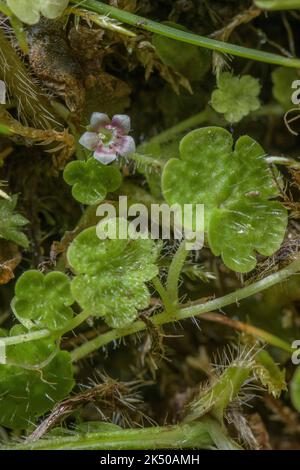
[70,256,300,361]
[152,276,173,312]
[6,418,239,450]
[266,155,300,169]
[0,311,90,348]
[166,239,189,305]
[200,312,293,353]
[129,152,164,169]
[70,0,300,68]
[185,362,253,424]
[4,259,299,357]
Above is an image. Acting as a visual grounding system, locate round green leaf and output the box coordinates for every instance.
[211,72,261,123]
[63,159,122,205]
[67,221,160,328]
[0,327,74,429]
[12,270,74,331]
[162,127,288,273]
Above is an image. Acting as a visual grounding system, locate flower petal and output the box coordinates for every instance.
[93,148,118,165]
[90,113,110,132]
[79,132,99,150]
[0,80,6,104]
[112,114,131,134]
[117,135,136,157]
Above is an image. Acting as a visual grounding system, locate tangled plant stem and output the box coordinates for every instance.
[4,418,240,450]
[2,257,298,358]
[71,0,300,68]
[70,256,300,362]
[200,313,293,353]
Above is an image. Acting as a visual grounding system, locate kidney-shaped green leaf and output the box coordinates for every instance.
[63,159,122,205]
[162,127,288,273]
[0,325,74,429]
[12,270,74,331]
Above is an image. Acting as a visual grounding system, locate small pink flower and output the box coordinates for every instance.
[0,80,6,104]
[79,113,136,165]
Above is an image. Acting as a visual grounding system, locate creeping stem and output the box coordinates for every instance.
[0,311,90,347]
[200,312,293,353]
[7,418,239,450]
[2,258,299,358]
[70,0,300,68]
[70,256,300,361]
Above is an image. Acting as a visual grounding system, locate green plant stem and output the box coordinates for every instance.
[70,256,300,361]
[65,6,136,36]
[200,312,293,353]
[57,310,91,337]
[253,102,284,117]
[185,364,253,424]
[129,152,164,169]
[0,328,50,347]
[6,418,239,450]
[166,239,189,305]
[266,155,300,169]
[152,276,173,312]
[4,258,299,356]
[0,311,90,347]
[144,107,219,147]
[255,0,300,10]
[70,0,300,68]
[138,103,282,151]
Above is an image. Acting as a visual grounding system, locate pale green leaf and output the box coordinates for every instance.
[67,220,160,328]
[63,158,122,206]
[12,270,74,331]
[211,72,261,123]
[0,326,74,429]
[6,0,69,25]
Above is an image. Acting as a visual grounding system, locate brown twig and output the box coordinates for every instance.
[210,7,261,42]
